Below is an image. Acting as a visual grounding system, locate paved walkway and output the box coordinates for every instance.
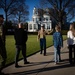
[2,40,75,75]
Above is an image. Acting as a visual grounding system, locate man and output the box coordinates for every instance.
[0,15,7,74]
[14,23,29,68]
[37,24,53,56]
[0,15,7,67]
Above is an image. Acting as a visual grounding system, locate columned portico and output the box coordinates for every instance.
[28,7,52,32]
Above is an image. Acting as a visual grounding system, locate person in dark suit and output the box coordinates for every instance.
[14,23,29,68]
[0,15,7,74]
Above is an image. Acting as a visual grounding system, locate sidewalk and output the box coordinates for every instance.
[2,40,75,75]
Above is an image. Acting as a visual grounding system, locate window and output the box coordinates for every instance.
[34,24,36,29]
[39,18,41,21]
[29,24,32,30]
[36,18,39,22]
[47,24,50,29]
[46,18,48,21]
[33,18,36,22]
[33,18,34,21]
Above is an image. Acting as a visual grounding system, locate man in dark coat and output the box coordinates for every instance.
[0,15,7,74]
[14,23,29,68]
[0,15,7,66]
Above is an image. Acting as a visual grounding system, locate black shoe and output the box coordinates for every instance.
[0,72,8,75]
[40,52,42,54]
[44,54,46,56]
[15,64,19,68]
[24,61,30,64]
[70,62,73,65]
[1,61,6,68]
[59,59,62,62]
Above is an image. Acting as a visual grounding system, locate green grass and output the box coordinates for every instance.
[0,35,67,66]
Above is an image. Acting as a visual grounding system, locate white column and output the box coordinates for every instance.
[28,23,30,32]
[50,21,52,30]
[32,24,34,32]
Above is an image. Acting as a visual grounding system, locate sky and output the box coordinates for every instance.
[0,0,40,21]
[0,0,75,22]
[26,0,40,21]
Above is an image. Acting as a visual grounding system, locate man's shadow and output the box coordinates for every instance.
[10,58,75,75]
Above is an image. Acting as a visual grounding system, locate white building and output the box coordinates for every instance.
[28,7,52,32]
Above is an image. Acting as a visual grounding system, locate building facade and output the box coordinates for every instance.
[28,7,52,32]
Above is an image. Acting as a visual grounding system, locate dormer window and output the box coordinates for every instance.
[46,18,48,21]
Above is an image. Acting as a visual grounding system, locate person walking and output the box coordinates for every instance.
[53,25,63,64]
[67,23,75,64]
[0,15,7,74]
[37,24,53,56]
[14,23,29,68]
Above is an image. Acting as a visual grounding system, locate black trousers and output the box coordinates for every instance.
[69,45,75,64]
[15,44,27,65]
[40,38,46,55]
[0,40,7,67]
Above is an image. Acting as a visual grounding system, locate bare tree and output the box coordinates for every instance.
[8,1,29,23]
[0,0,29,24]
[39,0,75,27]
[8,4,29,22]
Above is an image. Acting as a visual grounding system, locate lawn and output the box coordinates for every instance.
[0,35,67,66]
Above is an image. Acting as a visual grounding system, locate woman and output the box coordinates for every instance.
[67,23,75,64]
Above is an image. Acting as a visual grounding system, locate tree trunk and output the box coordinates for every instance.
[5,12,8,26]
